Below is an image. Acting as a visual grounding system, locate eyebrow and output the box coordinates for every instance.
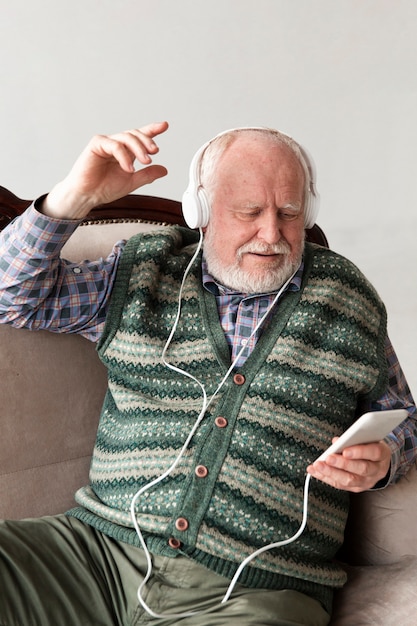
[280,203,302,212]
[234,201,302,213]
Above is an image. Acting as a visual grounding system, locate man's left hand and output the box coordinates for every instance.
[306,440,392,492]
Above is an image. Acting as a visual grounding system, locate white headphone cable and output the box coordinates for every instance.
[221,473,312,603]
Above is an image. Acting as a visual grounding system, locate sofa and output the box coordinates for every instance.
[1,186,416,625]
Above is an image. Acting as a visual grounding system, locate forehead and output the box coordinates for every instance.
[212,134,306,190]
[224,132,299,160]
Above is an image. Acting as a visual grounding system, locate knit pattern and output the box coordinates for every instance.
[69,227,387,611]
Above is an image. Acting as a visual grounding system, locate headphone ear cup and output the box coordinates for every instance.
[181,186,210,229]
[303,194,314,230]
[303,187,320,229]
[196,187,210,228]
[298,143,320,230]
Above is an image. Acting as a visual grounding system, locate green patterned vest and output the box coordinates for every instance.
[69,227,388,612]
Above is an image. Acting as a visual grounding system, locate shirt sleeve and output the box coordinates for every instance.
[0,201,124,342]
[370,336,417,486]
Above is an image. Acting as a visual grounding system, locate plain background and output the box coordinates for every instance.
[0,0,415,395]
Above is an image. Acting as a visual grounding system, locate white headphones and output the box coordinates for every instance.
[181,127,320,230]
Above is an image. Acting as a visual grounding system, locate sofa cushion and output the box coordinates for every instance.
[343,464,417,566]
[0,326,107,518]
[330,555,417,625]
[0,218,166,520]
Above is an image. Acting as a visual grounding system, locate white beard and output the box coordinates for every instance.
[204,235,304,294]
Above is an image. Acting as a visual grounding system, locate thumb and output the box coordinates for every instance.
[130,164,168,192]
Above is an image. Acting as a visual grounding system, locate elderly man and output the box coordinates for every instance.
[0,122,415,625]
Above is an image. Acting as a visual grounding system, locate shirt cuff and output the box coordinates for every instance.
[371,435,401,490]
[14,197,82,254]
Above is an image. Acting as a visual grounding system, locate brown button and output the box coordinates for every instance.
[175,517,189,531]
[215,416,228,428]
[168,537,181,549]
[233,373,245,385]
[195,465,208,478]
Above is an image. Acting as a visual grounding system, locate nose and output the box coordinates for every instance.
[256,211,282,244]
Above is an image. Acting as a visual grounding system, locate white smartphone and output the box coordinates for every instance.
[317,408,408,461]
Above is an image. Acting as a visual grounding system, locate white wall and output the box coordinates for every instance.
[1,0,415,394]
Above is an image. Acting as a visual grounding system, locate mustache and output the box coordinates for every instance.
[237,240,291,257]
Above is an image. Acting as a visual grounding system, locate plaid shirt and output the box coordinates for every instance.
[0,203,416,482]
[202,259,303,369]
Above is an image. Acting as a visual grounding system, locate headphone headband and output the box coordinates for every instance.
[181,126,320,229]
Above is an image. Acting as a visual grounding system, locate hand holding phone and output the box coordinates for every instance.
[317,409,408,462]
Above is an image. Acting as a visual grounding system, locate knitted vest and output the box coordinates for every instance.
[69,227,388,612]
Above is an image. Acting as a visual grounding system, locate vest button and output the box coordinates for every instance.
[175,517,189,531]
[195,464,208,478]
[168,537,181,549]
[215,416,228,428]
[233,373,245,385]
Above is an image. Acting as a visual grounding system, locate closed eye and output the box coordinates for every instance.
[278,209,300,221]
[234,207,263,220]
[278,204,301,221]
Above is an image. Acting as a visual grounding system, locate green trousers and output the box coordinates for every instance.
[0,515,330,626]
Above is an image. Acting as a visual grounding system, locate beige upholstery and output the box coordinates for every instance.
[0,219,154,518]
[331,466,417,624]
[1,188,416,624]
[0,215,170,518]
[0,326,106,517]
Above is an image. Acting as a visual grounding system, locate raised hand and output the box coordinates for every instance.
[42,122,169,220]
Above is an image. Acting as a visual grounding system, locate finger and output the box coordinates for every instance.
[85,134,153,173]
[324,453,369,475]
[341,440,388,461]
[128,164,168,192]
[120,122,169,158]
[108,125,169,169]
[103,133,156,169]
[306,461,369,492]
[307,453,386,491]
[315,453,381,484]
[131,121,169,141]
[83,122,168,172]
